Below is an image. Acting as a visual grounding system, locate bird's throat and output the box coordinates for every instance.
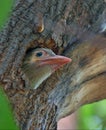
[23,63,52,89]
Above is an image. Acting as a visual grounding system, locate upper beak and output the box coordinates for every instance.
[38,55,72,70]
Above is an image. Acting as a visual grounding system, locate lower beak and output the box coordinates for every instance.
[39,55,72,70]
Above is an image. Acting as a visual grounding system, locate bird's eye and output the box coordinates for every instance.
[36,52,43,57]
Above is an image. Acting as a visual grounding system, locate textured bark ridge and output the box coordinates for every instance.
[0,0,106,129]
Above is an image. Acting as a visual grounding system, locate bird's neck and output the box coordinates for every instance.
[24,65,52,89]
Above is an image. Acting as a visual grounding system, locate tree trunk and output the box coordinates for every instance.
[0,0,106,129]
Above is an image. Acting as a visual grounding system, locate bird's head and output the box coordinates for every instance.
[29,48,71,71]
[22,48,72,89]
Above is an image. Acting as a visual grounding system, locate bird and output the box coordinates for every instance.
[22,48,72,89]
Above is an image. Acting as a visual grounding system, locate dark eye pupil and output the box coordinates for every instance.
[36,52,43,57]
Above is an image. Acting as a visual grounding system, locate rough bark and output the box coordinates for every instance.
[0,0,106,129]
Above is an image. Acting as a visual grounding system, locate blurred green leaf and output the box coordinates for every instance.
[77,100,106,130]
[0,87,19,130]
[0,0,13,30]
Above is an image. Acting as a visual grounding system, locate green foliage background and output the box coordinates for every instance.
[78,100,106,129]
[0,0,13,30]
[0,87,19,130]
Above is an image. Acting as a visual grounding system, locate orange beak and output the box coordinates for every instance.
[38,55,72,71]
